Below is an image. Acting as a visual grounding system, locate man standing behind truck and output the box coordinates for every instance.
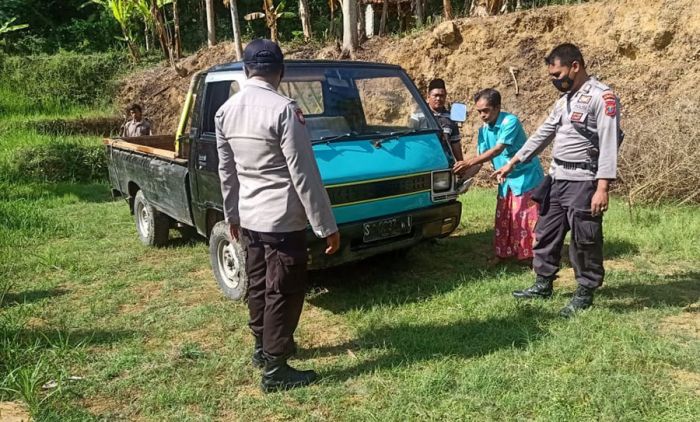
[494,43,621,317]
[215,39,340,392]
[410,78,464,160]
[119,103,153,137]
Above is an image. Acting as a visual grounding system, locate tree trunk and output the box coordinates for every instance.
[173,0,182,59]
[379,0,388,36]
[357,2,366,43]
[341,0,358,57]
[205,0,216,46]
[329,0,336,40]
[299,0,313,41]
[263,0,278,43]
[444,0,454,20]
[464,0,473,15]
[151,2,171,61]
[200,0,207,40]
[144,24,150,51]
[414,0,424,26]
[228,0,243,60]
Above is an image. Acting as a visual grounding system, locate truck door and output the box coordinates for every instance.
[190,72,246,233]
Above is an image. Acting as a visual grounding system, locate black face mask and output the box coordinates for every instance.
[552,74,574,92]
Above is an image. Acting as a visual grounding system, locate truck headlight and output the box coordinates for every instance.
[432,171,452,193]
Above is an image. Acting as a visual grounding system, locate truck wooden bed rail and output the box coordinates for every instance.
[103,135,187,164]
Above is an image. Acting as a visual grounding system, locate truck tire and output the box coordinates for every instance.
[133,190,170,246]
[209,221,248,300]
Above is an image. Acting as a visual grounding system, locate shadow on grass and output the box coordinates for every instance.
[1,181,113,204]
[43,182,113,203]
[600,271,700,311]
[307,307,553,382]
[308,230,531,314]
[604,239,640,259]
[1,288,68,308]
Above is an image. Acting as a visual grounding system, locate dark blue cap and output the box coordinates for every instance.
[243,39,284,64]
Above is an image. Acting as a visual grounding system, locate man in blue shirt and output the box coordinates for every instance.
[454,89,543,261]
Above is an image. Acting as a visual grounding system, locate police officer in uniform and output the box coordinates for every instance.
[410,78,463,160]
[494,43,621,317]
[215,39,340,391]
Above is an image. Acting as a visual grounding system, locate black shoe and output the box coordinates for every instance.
[252,336,265,368]
[261,355,317,393]
[559,285,595,318]
[512,275,554,299]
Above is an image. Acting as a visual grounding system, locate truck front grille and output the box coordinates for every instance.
[326,173,431,206]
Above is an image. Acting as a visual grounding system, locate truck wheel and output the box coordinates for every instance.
[209,221,248,300]
[133,190,170,246]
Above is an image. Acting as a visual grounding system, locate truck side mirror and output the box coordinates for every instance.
[450,102,468,123]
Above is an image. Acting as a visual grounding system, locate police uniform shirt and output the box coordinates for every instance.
[215,78,338,238]
[409,108,461,144]
[515,77,621,181]
[121,118,153,137]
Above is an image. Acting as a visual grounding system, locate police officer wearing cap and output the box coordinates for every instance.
[494,43,622,317]
[410,78,464,160]
[215,39,340,391]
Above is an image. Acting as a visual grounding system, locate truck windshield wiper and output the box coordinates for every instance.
[374,128,438,140]
[311,128,438,145]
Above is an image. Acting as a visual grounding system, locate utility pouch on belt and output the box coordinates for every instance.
[531,175,553,216]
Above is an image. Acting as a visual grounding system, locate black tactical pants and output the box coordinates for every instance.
[242,229,308,357]
[532,180,605,289]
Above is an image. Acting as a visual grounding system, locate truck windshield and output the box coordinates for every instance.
[280,66,439,141]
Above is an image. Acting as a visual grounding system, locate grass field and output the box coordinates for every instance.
[1,114,699,420]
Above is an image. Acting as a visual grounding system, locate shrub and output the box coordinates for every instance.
[12,143,107,183]
[0,51,128,112]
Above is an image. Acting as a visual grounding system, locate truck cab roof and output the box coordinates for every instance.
[207,60,403,74]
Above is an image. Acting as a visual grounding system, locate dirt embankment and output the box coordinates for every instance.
[119,0,700,203]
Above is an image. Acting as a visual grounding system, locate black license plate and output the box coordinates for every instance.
[363,216,412,243]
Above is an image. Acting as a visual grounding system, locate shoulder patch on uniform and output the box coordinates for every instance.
[605,101,617,117]
[295,108,306,125]
[602,91,617,117]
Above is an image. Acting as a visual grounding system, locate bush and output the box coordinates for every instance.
[12,143,107,183]
[0,51,128,112]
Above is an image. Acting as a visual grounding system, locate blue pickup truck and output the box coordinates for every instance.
[105,60,467,300]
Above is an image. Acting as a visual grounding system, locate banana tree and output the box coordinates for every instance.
[133,0,181,63]
[86,0,140,62]
[0,18,29,37]
[244,0,296,43]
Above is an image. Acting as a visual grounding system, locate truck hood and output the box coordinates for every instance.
[313,132,450,185]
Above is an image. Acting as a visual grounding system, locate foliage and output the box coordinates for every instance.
[0,51,126,111]
[0,17,28,36]
[11,142,108,183]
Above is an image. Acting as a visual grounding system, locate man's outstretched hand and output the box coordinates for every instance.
[492,162,515,183]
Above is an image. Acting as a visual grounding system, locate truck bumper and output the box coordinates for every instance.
[307,201,462,269]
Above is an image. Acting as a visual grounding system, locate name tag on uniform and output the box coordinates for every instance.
[570,111,587,123]
[578,95,592,104]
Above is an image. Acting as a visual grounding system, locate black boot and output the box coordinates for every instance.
[512,275,554,299]
[559,285,595,318]
[251,336,265,368]
[261,354,317,393]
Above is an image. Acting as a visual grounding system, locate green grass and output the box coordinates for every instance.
[1,120,699,420]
